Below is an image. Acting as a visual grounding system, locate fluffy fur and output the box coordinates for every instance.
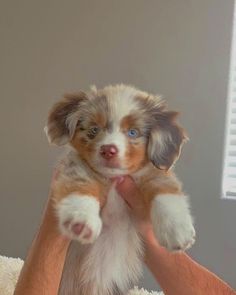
[151,194,195,251]
[57,194,102,243]
[45,84,195,295]
[0,255,164,295]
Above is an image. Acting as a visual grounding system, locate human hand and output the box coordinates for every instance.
[115,176,155,241]
[13,169,70,295]
[39,168,67,238]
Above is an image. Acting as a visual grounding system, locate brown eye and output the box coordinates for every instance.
[87,126,100,139]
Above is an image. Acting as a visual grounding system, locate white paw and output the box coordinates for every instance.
[151,194,196,251]
[56,195,102,244]
[155,215,196,251]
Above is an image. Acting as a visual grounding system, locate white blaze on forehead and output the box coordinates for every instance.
[98,84,147,124]
[109,97,137,124]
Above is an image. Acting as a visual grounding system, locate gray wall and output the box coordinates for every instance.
[0,0,235,291]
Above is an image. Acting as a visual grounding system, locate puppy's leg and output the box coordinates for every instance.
[151,194,195,251]
[56,194,102,244]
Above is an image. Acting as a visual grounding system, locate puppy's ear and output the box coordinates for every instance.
[148,111,188,170]
[45,92,87,145]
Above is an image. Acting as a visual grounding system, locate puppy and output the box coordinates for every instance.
[45,84,195,295]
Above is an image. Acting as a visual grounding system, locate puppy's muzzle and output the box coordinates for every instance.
[100,144,118,160]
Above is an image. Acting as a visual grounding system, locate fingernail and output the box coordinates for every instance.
[117,176,125,184]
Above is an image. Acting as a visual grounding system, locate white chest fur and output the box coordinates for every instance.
[81,186,143,294]
[59,186,143,295]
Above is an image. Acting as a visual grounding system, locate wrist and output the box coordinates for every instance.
[138,225,165,259]
[36,198,70,249]
[142,228,158,246]
[137,221,155,241]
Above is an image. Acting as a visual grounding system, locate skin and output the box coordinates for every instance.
[116,176,236,295]
[14,175,235,295]
[14,173,70,295]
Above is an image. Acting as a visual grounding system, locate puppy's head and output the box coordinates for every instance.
[45,85,187,177]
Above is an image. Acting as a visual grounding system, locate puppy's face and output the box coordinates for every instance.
[45,85,187,177]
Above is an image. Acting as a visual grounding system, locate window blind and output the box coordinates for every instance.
[223,6,236,198]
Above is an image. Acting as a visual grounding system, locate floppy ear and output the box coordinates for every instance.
[45,92,87,145]
[148,111,188,170]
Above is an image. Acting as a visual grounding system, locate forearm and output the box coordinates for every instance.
[14,200,70,295]
[144,232,235,295]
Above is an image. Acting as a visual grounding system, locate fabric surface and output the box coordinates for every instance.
[0,255,163,295]
[0,256,24,295]
[128,286,164,295]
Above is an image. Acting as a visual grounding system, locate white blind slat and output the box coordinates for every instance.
[230,129,236,135]
[226,155,236,164]
[230,118,236,124]
[223,6,236,198]
[227,162,236,167]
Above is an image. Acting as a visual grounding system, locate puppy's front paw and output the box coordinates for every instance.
[56,195,102,244]
[151,194,196,251]
[155,215,195,251]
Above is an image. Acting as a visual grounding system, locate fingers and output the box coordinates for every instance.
[52,168,60,181]
[115,176,139,208]
[115,176,151,229]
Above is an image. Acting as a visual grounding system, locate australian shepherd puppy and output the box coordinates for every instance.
[45,84,195,295]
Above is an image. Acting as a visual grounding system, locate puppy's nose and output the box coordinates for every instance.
[100,144,118,159]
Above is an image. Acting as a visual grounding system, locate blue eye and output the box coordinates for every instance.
[127,129,139,138]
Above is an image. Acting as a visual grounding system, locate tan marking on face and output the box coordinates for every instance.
[120,114,147,172]
[71,134,96,163]
[120,114,138,131]
[94,112,107,128]
[125,143,148,173]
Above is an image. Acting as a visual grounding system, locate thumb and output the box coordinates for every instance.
[115,176,138,206]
